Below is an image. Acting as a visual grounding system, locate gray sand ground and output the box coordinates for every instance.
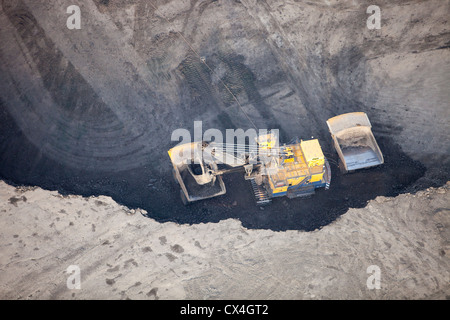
[0,180,448,299]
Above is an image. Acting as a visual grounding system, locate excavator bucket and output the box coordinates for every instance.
[327,112,384,173]
[168,142,226,204]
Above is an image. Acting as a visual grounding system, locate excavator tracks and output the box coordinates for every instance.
[249,178,272,206]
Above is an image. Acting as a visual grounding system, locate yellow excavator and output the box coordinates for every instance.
[168,130,331,205]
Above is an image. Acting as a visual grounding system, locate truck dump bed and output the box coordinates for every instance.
[169,142,226,204]
[327,112,384,172]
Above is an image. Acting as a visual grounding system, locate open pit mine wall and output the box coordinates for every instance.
[0,0,448,179]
